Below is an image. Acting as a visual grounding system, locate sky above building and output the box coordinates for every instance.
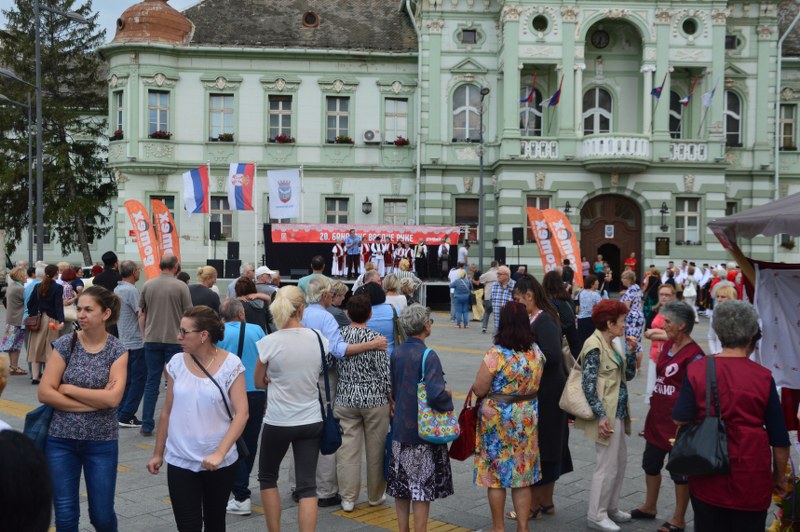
[0,0,198,42]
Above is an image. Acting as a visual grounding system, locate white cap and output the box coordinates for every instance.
[255,266,275,277]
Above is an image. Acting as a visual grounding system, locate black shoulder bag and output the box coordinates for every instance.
[190,352,250,462]
[666,356,730,476]
[313,330,342,455]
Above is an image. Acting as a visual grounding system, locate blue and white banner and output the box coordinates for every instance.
[268,168,301,220]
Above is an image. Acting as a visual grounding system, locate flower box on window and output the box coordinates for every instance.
[781,240,796,250]
[218,133,234,142]
[272,134,296,144]
[393,136,410,146]
[110,130,124,141]
[149,130,172,140]
[335,135,354,145]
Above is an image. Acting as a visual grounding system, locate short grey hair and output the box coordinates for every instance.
[219,297,244,322]
[240,262,253,276]
[399,304,431,337]
[305,275,332,304]
[119,260,137,278]
[712,300,760,349]
[364,270,381,284]
[661,301,696,336]
[35,265,46,277]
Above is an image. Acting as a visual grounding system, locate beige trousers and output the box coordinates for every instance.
[334,404,391,504]
[587,418,627,523]
[471,288,485,321]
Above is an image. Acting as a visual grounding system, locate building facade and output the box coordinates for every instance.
[94,0,800,276]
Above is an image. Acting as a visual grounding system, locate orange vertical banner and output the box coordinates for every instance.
[124,200,161,280]
[150,199,181,264]
[525,207,563,274]
[542,209,584,288]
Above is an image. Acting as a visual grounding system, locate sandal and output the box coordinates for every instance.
[630,509,657,520]
[540,504,555,515]
[657,522,685,532]
[10,366,27,376]
[505,507,542,521]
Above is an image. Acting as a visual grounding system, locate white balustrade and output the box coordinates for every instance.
[520,139,559,159]
[581,136,651,159]
[670,142,708,162]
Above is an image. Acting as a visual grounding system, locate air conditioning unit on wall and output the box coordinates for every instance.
[362,129,382,144]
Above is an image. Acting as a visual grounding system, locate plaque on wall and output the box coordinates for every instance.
[656,237,670,256]
[604,225,614,239]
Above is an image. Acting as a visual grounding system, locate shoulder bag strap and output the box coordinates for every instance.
[190,353,234,421]
[420,347,431,382]
[705,355,714,418]
[312,330,332,406]
[236,322,246,359]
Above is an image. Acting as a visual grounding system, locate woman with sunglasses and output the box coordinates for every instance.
[146,306,248,532]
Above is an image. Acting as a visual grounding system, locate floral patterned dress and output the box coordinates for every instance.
[620,283,644,353]
[474,345,545,488]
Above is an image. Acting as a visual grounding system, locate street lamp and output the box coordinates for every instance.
[659,201,670,232]
[0,93,34,265]
[477,86,490,271]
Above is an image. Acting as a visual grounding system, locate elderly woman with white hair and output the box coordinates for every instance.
[672,300,789,531]
[388,304,454,532]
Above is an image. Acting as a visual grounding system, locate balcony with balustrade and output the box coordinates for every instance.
[580,134,651,173]
[519,138,560,160]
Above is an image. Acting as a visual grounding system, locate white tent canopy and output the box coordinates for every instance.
[708,192,800,247]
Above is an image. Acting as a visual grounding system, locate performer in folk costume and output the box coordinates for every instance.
[360,238,372,273]
[393,242,404,272]
[371,236,386,277]
[401,242,414,272]
[414,239,428,278]
[438,241,450,279]
[382,237,394,275]
[331,239,345,278]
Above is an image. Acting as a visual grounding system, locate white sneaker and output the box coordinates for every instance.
[587,517,621,531]
[341,500,355,512]
[368,493,386,506]
[608,510,632,523]
[226,498,251,515]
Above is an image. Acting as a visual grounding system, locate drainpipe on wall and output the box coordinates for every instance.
[406,0,422,225]
[774,2,800,262]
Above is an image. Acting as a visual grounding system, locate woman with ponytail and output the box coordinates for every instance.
[27,264,65,383]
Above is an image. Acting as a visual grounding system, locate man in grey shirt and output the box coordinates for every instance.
[227,262,255,298]
[115,260,146,428]
[139,255,192,436]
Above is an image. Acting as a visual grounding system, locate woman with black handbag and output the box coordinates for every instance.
[672,300,789,531]
[146,305,248,532]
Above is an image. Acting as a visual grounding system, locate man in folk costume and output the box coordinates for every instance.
[371,236,386,277]
[360,237,372,273]
[414,239,428,279]
[382,237,394,275]
[438,241,450,280]
[331,239,345,278]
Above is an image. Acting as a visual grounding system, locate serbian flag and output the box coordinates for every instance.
[182,166,209,215]
[519,72,537,104]
[227,163,255,211]
[651,72,668,99]
[546,75,564,107]
[679,77,699,107]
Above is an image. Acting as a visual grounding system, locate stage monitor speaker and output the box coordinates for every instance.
[206,259,224,279]
[209,221,222,241]
[225,259,242,279]
[290,268,309,279]
[494,246,507,264]
[227,241,240,260]
[512,227,524,246]
[262,223,272,244]
[510,264,528,275]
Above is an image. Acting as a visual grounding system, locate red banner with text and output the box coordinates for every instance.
[124,200,161,280]
[542,209,583,288]
[150,200,181,264]
[526,208,563,274]
[271,224,461,245]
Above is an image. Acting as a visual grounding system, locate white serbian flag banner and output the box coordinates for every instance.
[227,163,255,211]
[268,168,301,219]
[182,166,209,214]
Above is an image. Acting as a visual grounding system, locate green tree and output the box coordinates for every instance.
[0,0,115,265]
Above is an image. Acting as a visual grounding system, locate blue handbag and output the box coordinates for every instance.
[313,330,343,455]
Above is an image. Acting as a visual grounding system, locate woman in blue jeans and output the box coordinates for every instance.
[39,286,128,532]
[449,269,472,328]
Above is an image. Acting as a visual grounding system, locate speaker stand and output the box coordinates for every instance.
[516,244,520,267]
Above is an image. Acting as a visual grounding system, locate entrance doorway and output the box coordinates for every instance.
[580,194,642,292]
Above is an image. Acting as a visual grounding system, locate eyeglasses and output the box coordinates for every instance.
[178,329,201,337]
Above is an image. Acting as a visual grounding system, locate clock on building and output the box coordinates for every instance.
[591,29,610,49]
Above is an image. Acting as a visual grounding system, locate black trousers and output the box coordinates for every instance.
[231,391,266,501]
[258,422,322,498]
[346,254,360,278]
[415,257,428,279]
[691,496,767,532]
[167,463,237,532]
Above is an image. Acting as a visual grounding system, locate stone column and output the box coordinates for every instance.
[641,64,656,135]
[574,62,586,136]
[501,5,522,157]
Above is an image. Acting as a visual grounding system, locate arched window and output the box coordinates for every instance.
[724,90,742,147]
[582,87,612,135]
[452,85,481,141]
[519,86,543,136]
[669,91,683,139]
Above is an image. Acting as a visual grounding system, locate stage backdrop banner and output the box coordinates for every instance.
[267,168,301,219]
[150,199,181,264]
[526,208,563,274]
[124,200,161,280]
[271,224,460,245]
[542,209,584,287]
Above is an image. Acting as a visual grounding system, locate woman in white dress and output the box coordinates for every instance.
[331,240,345,278]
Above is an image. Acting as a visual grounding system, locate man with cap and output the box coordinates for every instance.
[254,265,277,298]
[92,251,122,293]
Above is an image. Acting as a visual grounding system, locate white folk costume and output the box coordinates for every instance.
[331,243,345,277]
[371,240,385,277]
[393,246,404,272]
[360,242,371,273]
[438,242,450,278]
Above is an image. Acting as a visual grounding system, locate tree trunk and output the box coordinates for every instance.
[64,177,93,266]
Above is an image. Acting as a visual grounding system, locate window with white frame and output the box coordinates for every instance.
[383,199,408,225]
[780,104,796,150]
[268,95,292,140]
[675,197,700,243]
[209,94,234,139]
[325,197,349,223]
[582,87,612,135]
[724,90,742,147]
[210,196,233,239]
[669,91,684,139]
[33,226,52,245]
[148,90,170,134]
[526,195,551,241]
[113,91,124,132]
[455,198,479,241]
[519,84,543,137]
[452,85,481,141]
[384,98,409,143]
[326,97,350,142]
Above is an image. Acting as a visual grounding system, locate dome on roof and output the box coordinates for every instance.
[112,0,193,45]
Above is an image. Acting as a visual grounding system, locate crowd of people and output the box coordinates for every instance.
[0,245,791,532]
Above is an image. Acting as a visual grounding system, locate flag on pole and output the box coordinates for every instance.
[679,77,699,107]
[268,168,302,219]
[701,79,718,108]
[182,166,209,214]
[227,163,255,211]
[519,72,537,104]
[651,72,668,99]
[545,75,564,107]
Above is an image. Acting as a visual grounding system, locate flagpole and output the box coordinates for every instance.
[300,165,305,223]
[253,162,258,266]
[651,71,669,134]
[207,161,211,263]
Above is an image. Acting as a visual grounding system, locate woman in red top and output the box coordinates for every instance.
[632,301,703,532]
[672,300,789,531]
